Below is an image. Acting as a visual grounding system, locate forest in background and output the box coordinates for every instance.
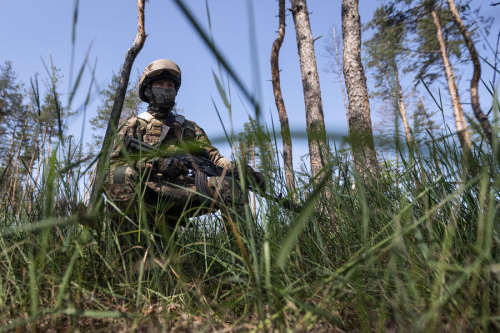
[1,0,500,331]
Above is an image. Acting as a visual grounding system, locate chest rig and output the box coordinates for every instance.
[137,112,187,147]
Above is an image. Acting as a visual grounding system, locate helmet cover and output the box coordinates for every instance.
[139,59,181,103]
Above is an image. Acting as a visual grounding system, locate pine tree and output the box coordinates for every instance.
[238,117,276,216]
[364,4,413,146]
[382,0,475,153]
[0,61,25,166]
[446,0,495,147]
[290,0,330,185]
[342,0,380,185]
[87,70,143,158]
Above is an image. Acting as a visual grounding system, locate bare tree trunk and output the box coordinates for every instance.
[32,125,47,192]
[430,9,472,152]
[272,0,296,199]
[332,26,355,164]
[393,63,411,144]
[10,118,29,210]
[3,126,18,187]
[291,0,329,181]
[18,139,38,216]
[291,0,335,230]
[342,0,380,183]
[89,0,147,211]
[446,0,494,147]
[29,125,47,215]
[393,64,422,168]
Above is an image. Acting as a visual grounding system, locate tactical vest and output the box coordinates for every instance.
[113,112,196,186]
[137,112,187,147]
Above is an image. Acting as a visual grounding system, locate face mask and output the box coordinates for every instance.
[150,86,176,109]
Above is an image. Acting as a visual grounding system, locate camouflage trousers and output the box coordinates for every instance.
[105,165,247,239]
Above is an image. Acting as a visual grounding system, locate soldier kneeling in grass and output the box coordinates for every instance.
[104,59,265,249]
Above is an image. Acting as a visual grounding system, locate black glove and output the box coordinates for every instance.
[152,157,189,179]
[247,166,266,192]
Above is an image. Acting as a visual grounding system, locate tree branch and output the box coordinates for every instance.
[89,0,147,212]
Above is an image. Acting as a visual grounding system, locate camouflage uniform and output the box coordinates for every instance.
[105,108,246,234]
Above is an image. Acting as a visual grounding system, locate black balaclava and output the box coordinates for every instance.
[145,84,177,117]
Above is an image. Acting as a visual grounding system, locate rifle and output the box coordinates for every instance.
[122,136,301,212]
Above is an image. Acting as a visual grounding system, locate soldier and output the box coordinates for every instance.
[104,59,264,244]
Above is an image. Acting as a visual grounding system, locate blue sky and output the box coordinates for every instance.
[1,0,499,172]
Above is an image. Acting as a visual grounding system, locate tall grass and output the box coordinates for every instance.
[1,2,500,332]
[2,107,500,331]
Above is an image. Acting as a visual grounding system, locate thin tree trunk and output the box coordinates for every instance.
[392,63,422,168]
[446,0,494,146]
[32,125,47,192]
[430,8,472,152]
[10,118,29,210]
[393,63,411,144]
[291,0,329,182]
[291,0,335,230]
[18,139,38,216]
[3,126,18,188]
[342,0,380,184]
[332,26,355,164]
[272,0,296,199]
[89,0,147,211]
[29,125,47,215]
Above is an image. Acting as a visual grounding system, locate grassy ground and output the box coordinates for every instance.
[1,112,500,332]
[2,1,500,331]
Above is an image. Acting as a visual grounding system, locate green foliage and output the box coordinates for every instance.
[237,116,276,173]
[87,70,143,157]
[378,0,471,83]
[0,61,25,137]
[2,107,500,330]
[364,3,410,100]
[0,61,80,223]
[1,1,500,331]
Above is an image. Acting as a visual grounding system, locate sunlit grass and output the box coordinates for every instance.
[1,0,500,331]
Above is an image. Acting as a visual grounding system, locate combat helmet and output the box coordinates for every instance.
[138,59,181,103]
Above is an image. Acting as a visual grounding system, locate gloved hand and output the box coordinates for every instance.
[135,157,153,173]
[245,166,266,193]
[249,169,266,192]
[225,163,266,192]
[154,157,189,179]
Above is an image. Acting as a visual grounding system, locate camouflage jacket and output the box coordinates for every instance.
[109,110,231,174]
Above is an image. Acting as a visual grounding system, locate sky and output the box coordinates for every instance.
[1,0,500,175]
